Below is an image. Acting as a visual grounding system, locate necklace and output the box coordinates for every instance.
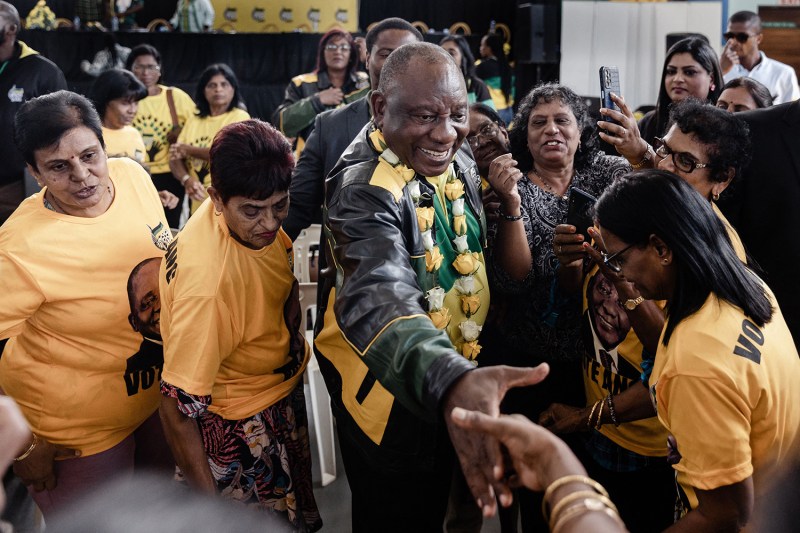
[530,167,572,200]
[44,183,114,215]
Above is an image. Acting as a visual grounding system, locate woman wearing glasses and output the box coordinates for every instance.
[544,100,751,531]
[593,170,800,531]
[637,37,723,146]
[271,29,368,151]
[126,44,196,228]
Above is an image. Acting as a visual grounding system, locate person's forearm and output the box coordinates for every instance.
[493,202,532,281]
[664,508,742,533]
[183,145,210,161]
[665,479,752,533]
[169,159,190,184]
[495,221,532,280]
[596,381,655,425]
[158,396,215,494]
[613,281,664,354]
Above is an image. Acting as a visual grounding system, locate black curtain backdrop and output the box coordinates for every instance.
[16,1,558,121]
[18,29,487,122]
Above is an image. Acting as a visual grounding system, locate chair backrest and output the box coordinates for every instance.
[298,282,317,340]
[293,224,321,283]
[146,18,172,32]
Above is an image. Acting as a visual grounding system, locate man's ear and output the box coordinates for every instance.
[128,313,139,332]
[371,91,386,129]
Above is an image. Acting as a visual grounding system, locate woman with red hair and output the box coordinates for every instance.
[158,119,321,531]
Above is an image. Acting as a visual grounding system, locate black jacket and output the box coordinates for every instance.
[718,100,800,349]
[271,70,368,144]
[0,41,67,187]
[283,96,370,240]
[314,125,483,472]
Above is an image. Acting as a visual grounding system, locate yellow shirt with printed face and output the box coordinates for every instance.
[159,199,308,420]
[132,85,196,174]
[0,157,171,456]
[651,289,800,512]
[582,267,669,457]
[176,108,250,213]
[103,126,146,166]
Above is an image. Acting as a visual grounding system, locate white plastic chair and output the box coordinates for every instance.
[293,224,321,283]
[299,280,337,486]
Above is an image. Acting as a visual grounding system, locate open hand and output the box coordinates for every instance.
[451,407,588,493]
[443,364,550,516]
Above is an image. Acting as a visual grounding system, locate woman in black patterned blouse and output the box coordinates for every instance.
[480,82,650,530]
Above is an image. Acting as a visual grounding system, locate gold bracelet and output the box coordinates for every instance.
[541,474,609,520]
[549,490,601,526]
[551,497,623,533]
[586,400,602,431]
[14,433,38,462]
[594,400,605,430]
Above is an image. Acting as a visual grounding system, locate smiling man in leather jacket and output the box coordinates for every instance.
[315,42,547,531]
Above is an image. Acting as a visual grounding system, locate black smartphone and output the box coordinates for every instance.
[599,66,621,125]
[567,187,597,242]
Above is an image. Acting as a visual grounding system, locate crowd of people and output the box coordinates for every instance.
[1,2,799,532]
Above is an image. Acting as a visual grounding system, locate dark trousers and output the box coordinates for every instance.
[584,454,676,533]
[151,172,185,229]
[338,425,453,533]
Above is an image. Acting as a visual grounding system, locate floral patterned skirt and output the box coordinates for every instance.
[162,383,322,532]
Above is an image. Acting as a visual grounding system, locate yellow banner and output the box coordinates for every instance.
[212,0,359,33]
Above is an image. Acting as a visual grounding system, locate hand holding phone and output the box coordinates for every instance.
[599,66,621,126]
[566,187,597,242]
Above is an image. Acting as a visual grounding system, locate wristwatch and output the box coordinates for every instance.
[623,296,645,310]
[629,144,653,169]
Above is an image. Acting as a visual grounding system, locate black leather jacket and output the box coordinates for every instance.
[314,123,485,471]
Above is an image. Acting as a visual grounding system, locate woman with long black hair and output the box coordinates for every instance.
[592,170,800,532]
[637,37,723,145]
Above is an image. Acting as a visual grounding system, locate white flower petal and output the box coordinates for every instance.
[426,287,446,310]
[453,234,470,254]
[451,198,465,216]
[459,320,483,342]
[422,230,435,251]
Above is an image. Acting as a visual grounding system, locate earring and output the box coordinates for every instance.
[712,192,720,201]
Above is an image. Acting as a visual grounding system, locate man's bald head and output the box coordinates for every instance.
[0,2,19,29]
[370,41,469,177]
[377,41,462,96]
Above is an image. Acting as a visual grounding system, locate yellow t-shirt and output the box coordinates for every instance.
[651,289,800,512]
[580,205,746,457]
[581,267,668,457]
[177,108,250,213]
[0,157,172,456]
[712,202,747,262]
[159,199,309,420]
[132,85,196,174]
[103,126,146,166]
